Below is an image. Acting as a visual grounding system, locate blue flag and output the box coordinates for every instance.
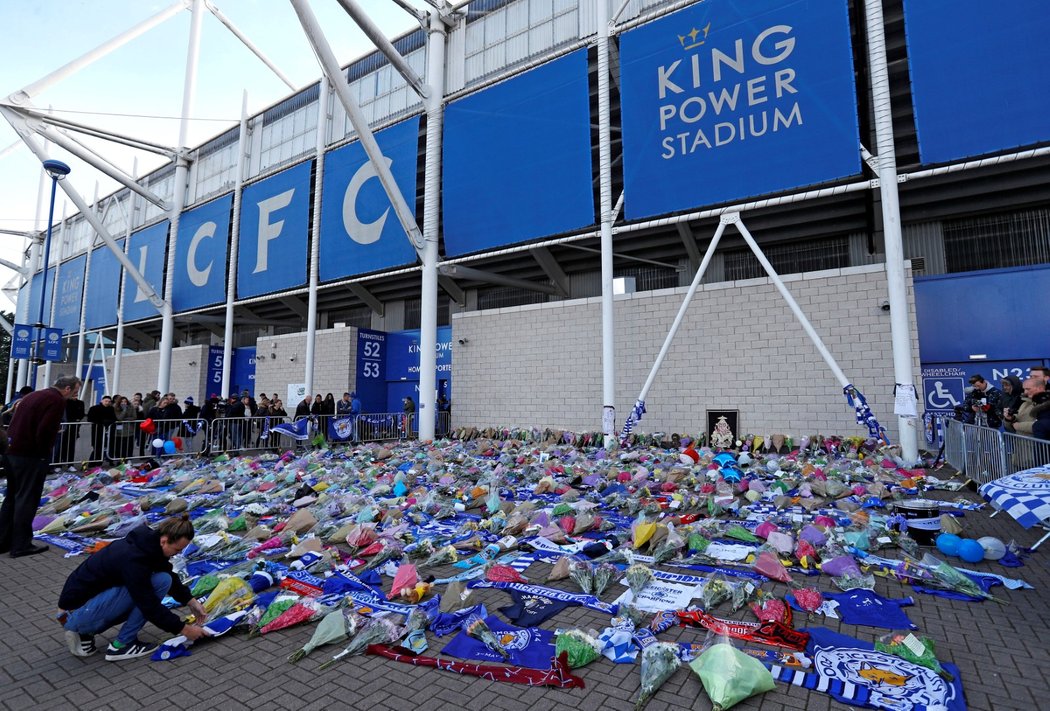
[270,418,311,441]
[442,615,555,670]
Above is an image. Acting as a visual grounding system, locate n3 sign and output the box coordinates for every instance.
[319,116,419,282]
[238,161,311,298]
[173,194,232,312]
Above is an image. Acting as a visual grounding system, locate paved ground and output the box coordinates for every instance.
[1,479,1047,711]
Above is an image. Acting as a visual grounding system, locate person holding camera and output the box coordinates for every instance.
[963,374,1003,428]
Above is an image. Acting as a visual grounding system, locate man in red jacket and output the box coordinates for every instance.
[0,374,81,557]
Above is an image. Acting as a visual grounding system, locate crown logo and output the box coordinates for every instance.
[678,22,711,50]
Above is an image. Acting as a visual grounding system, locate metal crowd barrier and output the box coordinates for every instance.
[285,413,416,444]
[939,416,1050,483]
[209,415,290,454]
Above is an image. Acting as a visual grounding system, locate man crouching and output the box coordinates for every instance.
[57,515,209,661]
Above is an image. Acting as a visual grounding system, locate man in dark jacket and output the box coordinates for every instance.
[58,516,208,661]
[86,395,117,463]
[0,375,82,557]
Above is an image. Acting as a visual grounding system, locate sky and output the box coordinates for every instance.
[0,0,419,309]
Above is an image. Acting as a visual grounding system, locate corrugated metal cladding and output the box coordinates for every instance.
[902,223,946,276]
[943,208,1050,274]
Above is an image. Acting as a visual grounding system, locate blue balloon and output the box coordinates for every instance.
[163,440,176,455]
[936,533,961,557]
[958,539,986,564]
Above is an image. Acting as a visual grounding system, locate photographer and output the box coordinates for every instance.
[963,374,1003,428]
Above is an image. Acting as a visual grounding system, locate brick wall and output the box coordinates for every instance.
[104,345,208,400]
[255,327,358,403]
[450,264,920,442]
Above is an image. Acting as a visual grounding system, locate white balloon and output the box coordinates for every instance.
[152,438,165,449]
[977,536,1006,561]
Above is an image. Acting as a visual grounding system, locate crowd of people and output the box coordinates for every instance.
[959,366,1050,440]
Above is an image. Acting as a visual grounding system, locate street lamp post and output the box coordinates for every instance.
[31,159,71,387]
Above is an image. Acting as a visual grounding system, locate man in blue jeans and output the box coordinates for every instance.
[58,516,209,661]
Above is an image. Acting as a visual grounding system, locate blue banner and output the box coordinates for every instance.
[174,194,231,312]
[231,346,256,397]
[385,326,452,382]
[123,221,168,322]
[355,328,386,413]
[238,161,311,298]
[27,269,55,327]
[205,345,224,398]
[52,254,86,334]
[443,50,595,256]
[43,327,63,362]
[11,323,32,359]
[619,0,860,220]
[903,0,1050,164]
[84,240,124,330]
[319,116,419,281]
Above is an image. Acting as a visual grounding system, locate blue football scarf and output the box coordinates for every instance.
[431,604,489,637]
[467,580,618,615]
[442,615,556,670]
[799,627,967,711]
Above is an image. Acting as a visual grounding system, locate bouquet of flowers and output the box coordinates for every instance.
[729,581,758,612]
[625,564,654,597]
[593,563,618,597]
[792,586,824,614]
[651,524,685,564]
[287,609,357,663]
[406,537,436,561]
[700,575,731,610]
[555,629,602,669]
[546,556,572,582]
[422,545,459,568]
[875,632,954,681]
[634,642,681,709]
[465,615,509,660]
[261,597,330,635]
[319,615,401,670]
[569,559,595,595]
[359,539,404,572]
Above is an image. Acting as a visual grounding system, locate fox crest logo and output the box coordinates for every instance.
[813,646,954,709]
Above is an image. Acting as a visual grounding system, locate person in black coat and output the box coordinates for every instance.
[226,395,248,449]
[58,396,86,464]
[58,516,208,660]
[86,396,117,463]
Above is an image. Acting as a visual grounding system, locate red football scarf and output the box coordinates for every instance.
[677,610,809,651]
[366,645,586,689]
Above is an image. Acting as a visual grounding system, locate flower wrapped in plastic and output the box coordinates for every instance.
[687,532,711,555]
[593,563,618,597]
[406,537,436,561]
[700,575,732,609]
[465,614,509,660]
[486,563,527,584]
[191,573,220,598]
[832,572,876,591]
[422,545,458,568]
[288,608,358,663]
[568,558,595,595]
[202,576,254,618]
[262,597,331,635]
[729,581,758,612]
[875,631,954,681]
[555,629,602,669]
[650,523,685,564]
[749,591,791,625]
[634,641,681,709]
[359,538,404,572]
[752,549,792,583]
[792,586,824,613]
[921,553,993,600]
[250,594,300,637]
[624,564,654,598]
[546,556,572,582]
[690,640,775,711]
[319,615,401,670]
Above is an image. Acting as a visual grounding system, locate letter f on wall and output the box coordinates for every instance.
[253,189,295,273]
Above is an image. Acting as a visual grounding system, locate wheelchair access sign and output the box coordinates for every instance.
[922,369,965,413]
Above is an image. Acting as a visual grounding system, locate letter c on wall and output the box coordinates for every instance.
[342,155,393,245]
[187,222,215,286]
